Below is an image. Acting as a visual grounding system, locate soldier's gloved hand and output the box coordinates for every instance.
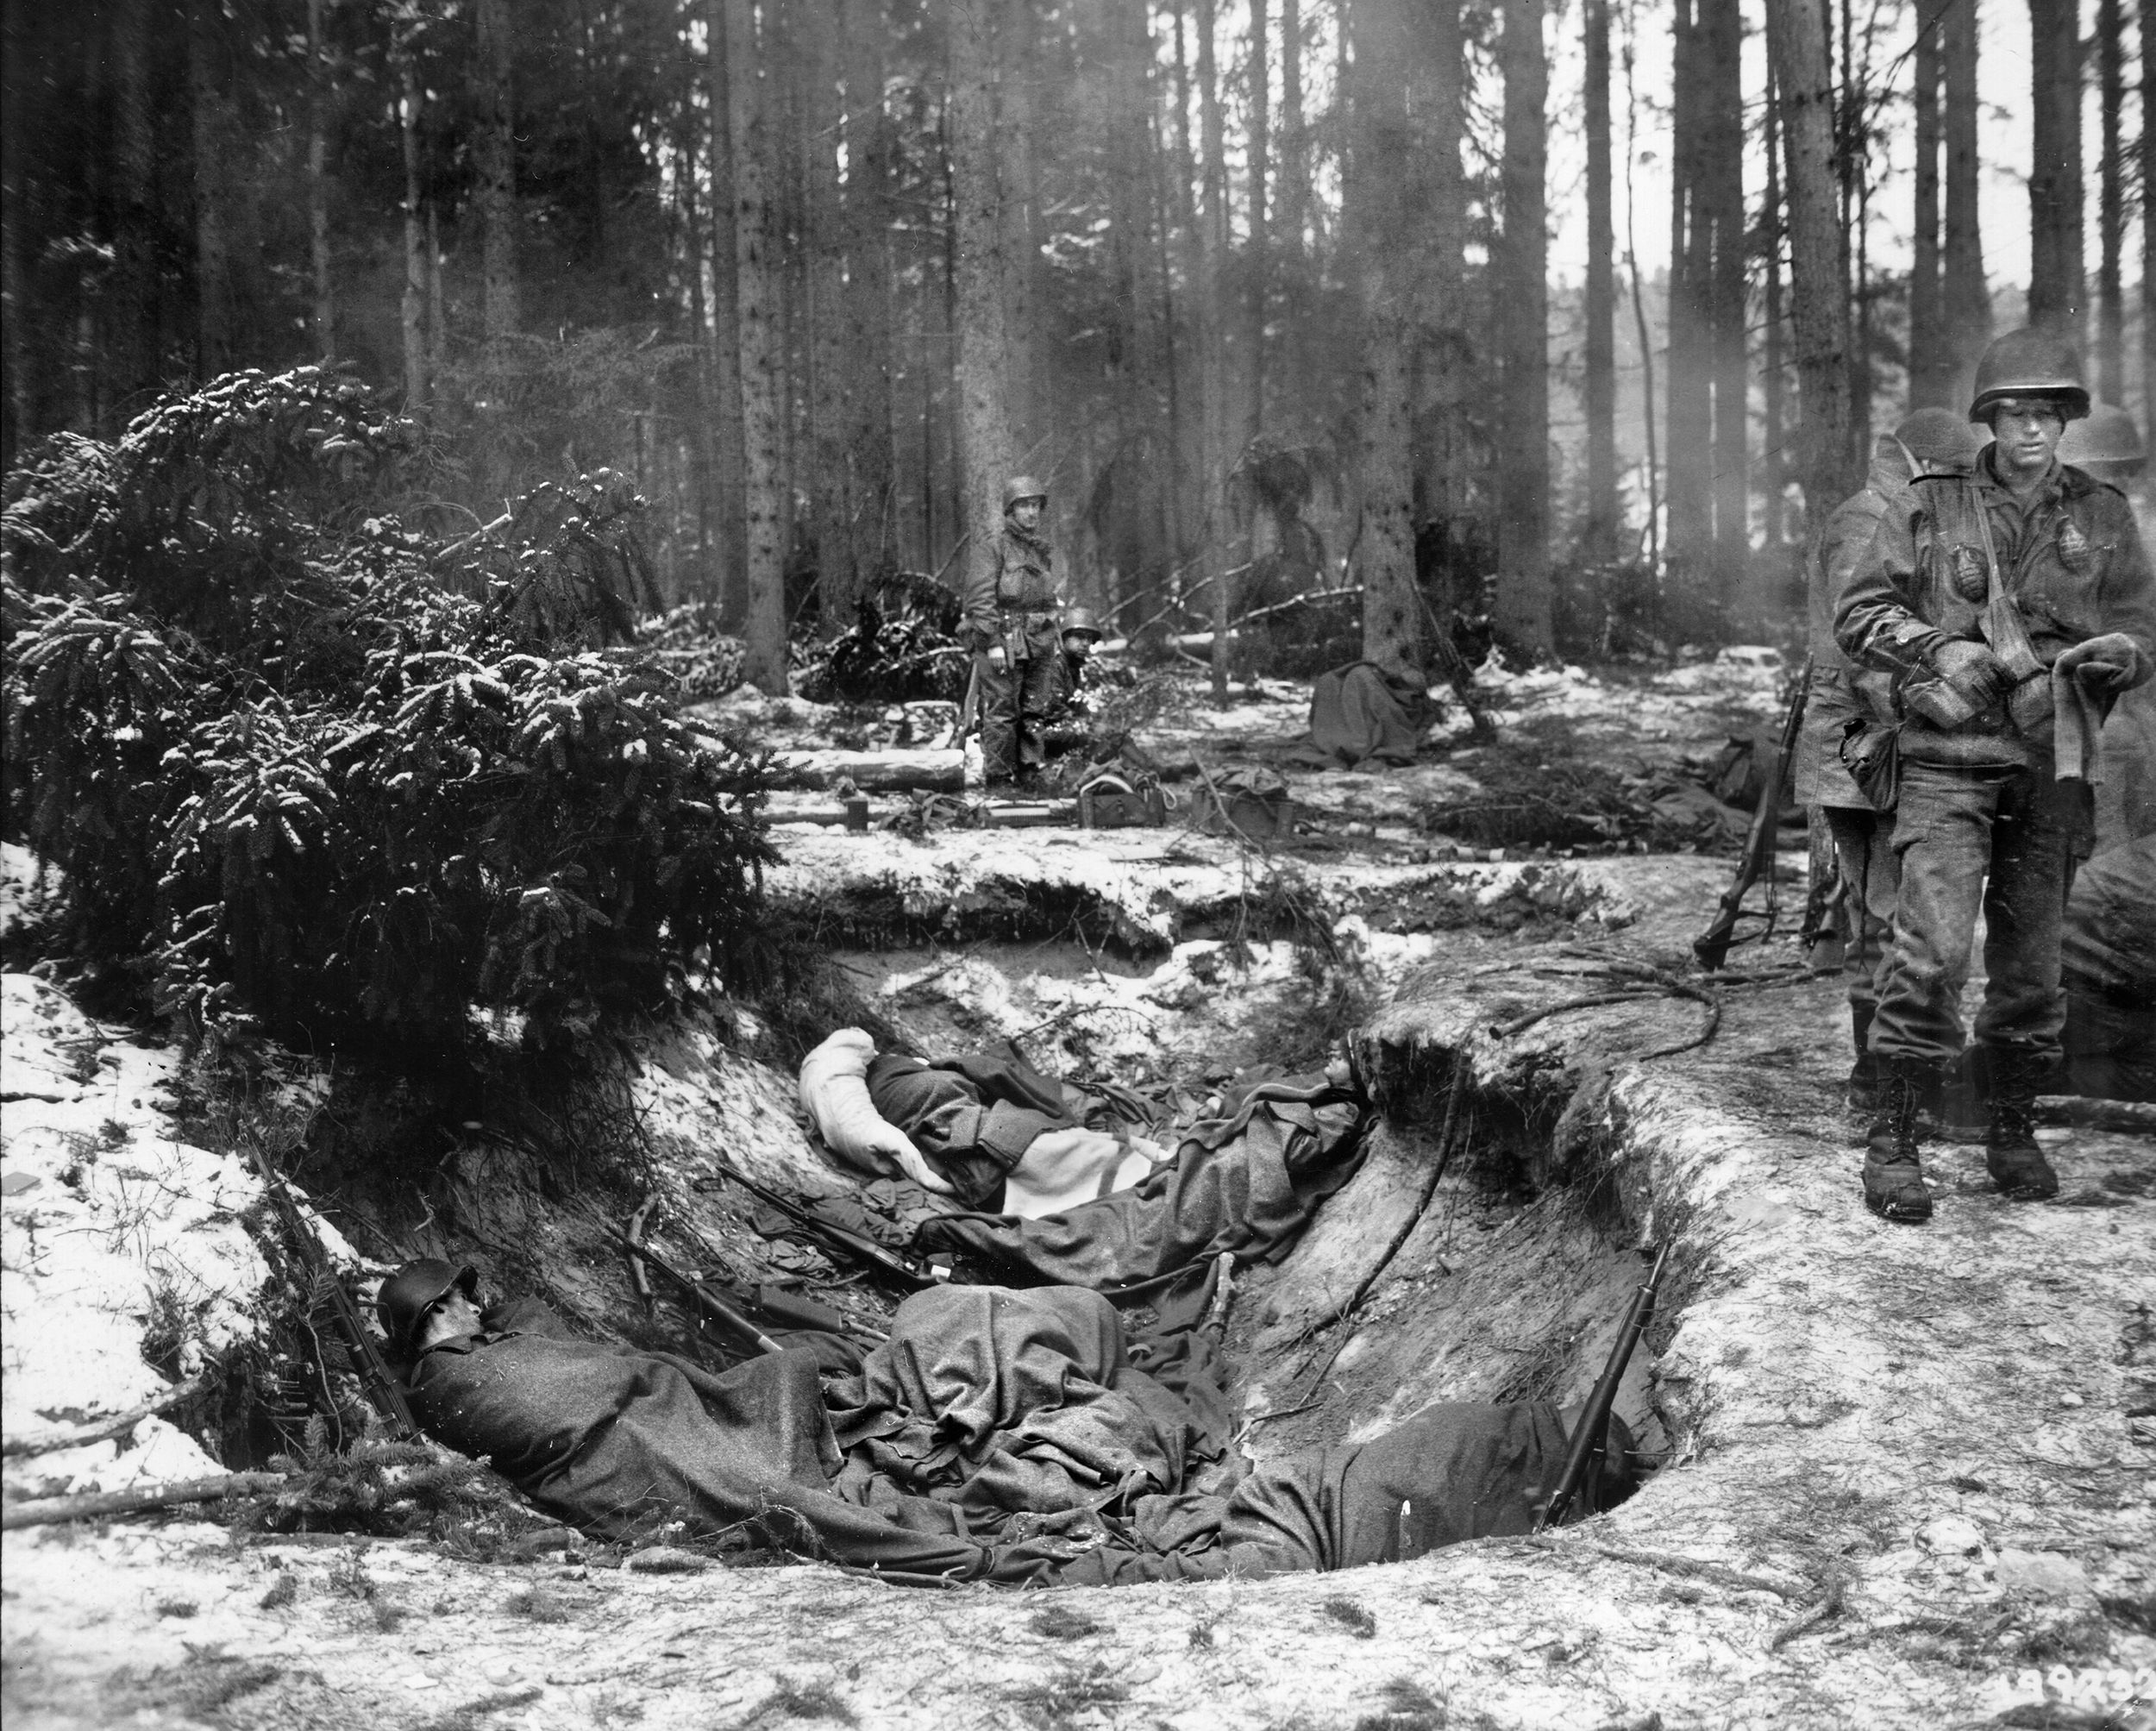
[983,643,1008,673]
[1927,637,2015,709]
[2054,632,2151,695]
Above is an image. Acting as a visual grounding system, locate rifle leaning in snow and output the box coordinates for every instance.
[248,1147,418,1439]
[1533,1242,1669,1533]
[709,1157,947,1291]
[1693,658,1812,972]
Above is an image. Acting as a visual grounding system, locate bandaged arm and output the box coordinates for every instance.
[798,1030,955,1193]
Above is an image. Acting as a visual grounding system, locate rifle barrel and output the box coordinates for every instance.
[1534,1243,1669,1533]
[604,1226,783,1356]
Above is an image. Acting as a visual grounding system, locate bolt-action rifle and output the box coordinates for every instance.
[1694,659,1813,972]
[247,1146,417,1439]
[1533,1243,1669,1532]
[710,1157,949,1291]
[608,1218,783,1357]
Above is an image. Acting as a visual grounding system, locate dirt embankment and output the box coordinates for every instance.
[8,829,2152,1730]
[6,652,2153,1731]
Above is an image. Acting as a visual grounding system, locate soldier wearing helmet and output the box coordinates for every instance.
[1795,409,1984,1113]
[1833,330,2156,1224]
[2059,402,2147,490]
[377,1258,482,1358]
[962,475,1068,786]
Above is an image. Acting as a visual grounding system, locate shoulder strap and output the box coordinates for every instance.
[1971,486,2046,682]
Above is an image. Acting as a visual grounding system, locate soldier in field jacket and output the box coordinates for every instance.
[1833,329,2156,1226]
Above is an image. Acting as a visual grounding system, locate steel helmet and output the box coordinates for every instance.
[376,1258,477,1357]
[1002,474,1049,513]
[1967,329,2090,424]
[2059,402,2146,480]
[1890,407,1985,476]
[1059,605,1102,641]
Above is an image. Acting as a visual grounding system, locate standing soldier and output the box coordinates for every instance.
[1835,330,2156,1223]
[963,475,1065,787]
[1796,408,1984,1109]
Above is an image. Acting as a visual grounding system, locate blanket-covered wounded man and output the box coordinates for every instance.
[380,1260,1636,1588]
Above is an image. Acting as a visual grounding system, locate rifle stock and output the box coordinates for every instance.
[1533,1243,1669,1532]
[1694,659,1812,972]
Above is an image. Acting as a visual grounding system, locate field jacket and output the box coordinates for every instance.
[962,522,1060,649]
[1796,441,1919,806]
[1834,449,2156,768]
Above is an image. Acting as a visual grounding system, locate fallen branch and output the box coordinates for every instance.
[1767,1596,1840,1651]
[2,1471,286,1531]
[3,1371,211,1460]
[1578,1540,1808,1600]
[2037,1094,2156,1133]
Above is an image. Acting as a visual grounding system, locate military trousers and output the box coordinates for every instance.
[1822,806,1901,1018]
[977,612,1066,782]
[1870,756,2072,1069]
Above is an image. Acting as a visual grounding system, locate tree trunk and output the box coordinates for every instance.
[110,0,161,422]
[706,0,750,621]
[1102,0,1168,627]
[1169,1,1200,565]
[1245,0,1269,445]
[2145,0,2155,435]
[843,1,896,596]
[1624,17,1661,568]
[188,0,235,379]
[395,25,427,412]
[727,0,792,693]
[948,0,1017,629]
[1664,0,1712,592]
[306,0,333,361]
[1703,0,1746,611]
[2025,0,2084,342]
[1000,0,1046,465]
[1767,0,1858,527]
[1762,60,1787,547]
[1582,0,1617,566]
[1908,3,1946,408]
[475,0,519,343]
[1941,0,1989,392]
[1412,0,1468,541]
[2094,0,2123,404]
[0,1,26,467]
[802,0,854,633]
[1279,0,1305,254]
[1198,0,1232,700]
[1495,0,1551,654]
[1350,0,1426,681]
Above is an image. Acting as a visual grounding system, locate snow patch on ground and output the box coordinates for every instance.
[0,971,360,1492]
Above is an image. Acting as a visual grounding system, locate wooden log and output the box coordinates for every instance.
[3,1371,210,1459]
[2,1471,286,1530]
[767,749,964,792]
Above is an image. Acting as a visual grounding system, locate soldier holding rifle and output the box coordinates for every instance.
[1835,330,2156,1224]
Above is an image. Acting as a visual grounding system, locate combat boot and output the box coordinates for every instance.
[1862,1057,1935,1224]
[1984,1045,2059,1201]
[1845,1006,1879,1111]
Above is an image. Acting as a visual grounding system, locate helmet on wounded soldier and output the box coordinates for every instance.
[377,1258,478,1357]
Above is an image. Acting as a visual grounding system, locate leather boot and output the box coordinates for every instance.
[1846,1005,1879,1110]
[1984,1045,2059,1201]
[1862,1057,1934,1224]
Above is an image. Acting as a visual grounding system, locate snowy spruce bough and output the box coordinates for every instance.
[2,367,774,1061]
